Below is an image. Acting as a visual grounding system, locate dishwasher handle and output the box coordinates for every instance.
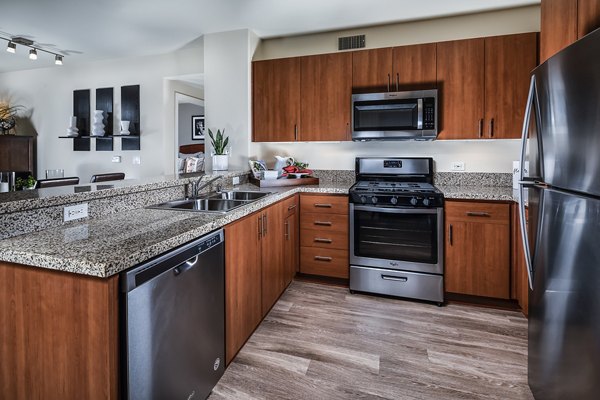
[122,229,224,292]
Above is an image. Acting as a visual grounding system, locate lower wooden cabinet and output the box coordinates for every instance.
[283,195,299,284]
[444,200,511,299]
[511,203,530,315]
[299,194,349,279]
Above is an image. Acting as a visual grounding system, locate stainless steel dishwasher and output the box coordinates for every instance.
[121,229,225,400]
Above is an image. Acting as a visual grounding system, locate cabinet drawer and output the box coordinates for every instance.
[301,194,348,215]
[445,201,510,224]
[300,247,349,279]
[300,213,348,233]
[300,229,348,250]
[281,195,298,217]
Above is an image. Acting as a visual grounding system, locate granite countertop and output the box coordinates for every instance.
[437,185,518,202]
[0,182,351,278]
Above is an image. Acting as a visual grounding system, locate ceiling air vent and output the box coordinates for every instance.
[338,35,365,51]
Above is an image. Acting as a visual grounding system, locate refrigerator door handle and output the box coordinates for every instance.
[518,75,536,290]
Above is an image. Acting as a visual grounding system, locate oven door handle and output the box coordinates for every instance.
[353,205,439,214]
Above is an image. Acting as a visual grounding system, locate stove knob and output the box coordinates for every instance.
[360,196,367,204]
[390,197,398,205]
[423,198,430,207]
[371,196,378,204]
[410,197,418,206]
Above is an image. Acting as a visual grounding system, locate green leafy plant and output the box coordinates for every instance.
[208,129,229,155]
[15,175,36,190]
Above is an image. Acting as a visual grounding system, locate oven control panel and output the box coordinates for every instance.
[351,192,444,208]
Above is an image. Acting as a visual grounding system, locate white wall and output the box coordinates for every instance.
[204,29,260,170]
[0,44,203,180]
[250,5,540,172]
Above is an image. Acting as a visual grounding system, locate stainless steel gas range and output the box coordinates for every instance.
[348,157,444,305]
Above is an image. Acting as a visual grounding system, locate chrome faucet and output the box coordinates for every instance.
[190,175,223,199]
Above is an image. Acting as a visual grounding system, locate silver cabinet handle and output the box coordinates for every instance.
[314,238,332,243]
[294,124,298,141]
[314,256,332,262]
[478,119,483,138]
[489,118,494,138]
[387,73,391,92]
[466,211,491,217]
[448,224,453,246]
[262,214,267,236]
[288,204,297,211]
[284,221,289,240]
[396,73,399,91]
[258,215,262,239]
[314,203,332,208]
[314,221,332,226]
[381,275,407,282]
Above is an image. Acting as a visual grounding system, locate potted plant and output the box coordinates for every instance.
[208,128,230,171]
[0,103,23,135]
[15,175,37,190]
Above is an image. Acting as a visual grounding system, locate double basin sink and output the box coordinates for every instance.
[149,190,271,213]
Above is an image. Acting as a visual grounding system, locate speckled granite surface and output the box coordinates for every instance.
[0,182,350,277]
[438,185,518,202]
[434,172,512,187]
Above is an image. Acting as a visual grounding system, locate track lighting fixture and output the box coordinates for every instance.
[1,35,66,65]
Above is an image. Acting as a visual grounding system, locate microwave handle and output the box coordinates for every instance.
[417,98,423,129]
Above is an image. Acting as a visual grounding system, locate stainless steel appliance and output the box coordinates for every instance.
[121,229,225,400]
[351,90,438,141]
[349,157,444,304]
[519,28,600,400]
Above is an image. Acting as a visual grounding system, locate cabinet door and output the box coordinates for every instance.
[578,0,600,38]
[225,214,262,364]
[252,58,300,142]
[300,53,352,141]
[511,203,529,316]
[484,33,538,139]
[436,38,485,139]
[352,48,393,93]
[392,43,437,90]
[445,201,511,299]
[261,202,285,316]
[541,0,577,62]
[284,212,298,285]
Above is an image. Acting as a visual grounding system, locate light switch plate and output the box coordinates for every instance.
[451,161,465,171]
[232,176,240,185]
[133,156,141,165]
[112,156,121,163]
[64,203,89,222]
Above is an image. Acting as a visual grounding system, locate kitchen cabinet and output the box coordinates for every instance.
[0,261,119,399]
[252,57,301,142]
[437,33,537,139]
[282,195,299,283]
[0,135,35,175]
[541,0,600,62]
[352,43,436,93]
[299,194,349,279]
[260,201,286,316]
[444,200,511,299]
[511,203,529,316]
[300,52,353,141]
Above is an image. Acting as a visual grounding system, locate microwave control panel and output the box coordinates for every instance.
[423,98,436,130]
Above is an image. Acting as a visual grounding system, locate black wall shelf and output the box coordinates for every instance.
[96,88,114,151]
[73,89,90,151]
[120,85,140,151]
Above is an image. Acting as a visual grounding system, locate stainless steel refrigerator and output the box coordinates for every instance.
[519,28,600,400]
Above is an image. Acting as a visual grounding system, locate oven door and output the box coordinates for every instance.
[350,204,443,275]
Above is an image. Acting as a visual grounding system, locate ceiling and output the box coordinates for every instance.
[0,0,539,73]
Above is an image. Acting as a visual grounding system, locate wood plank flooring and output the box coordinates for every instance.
[210,281,533,400]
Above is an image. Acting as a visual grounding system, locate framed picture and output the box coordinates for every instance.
[192,115,205,140]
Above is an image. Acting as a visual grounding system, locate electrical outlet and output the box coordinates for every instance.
[64,203,89,222]
[112,155,121,163]
[232,176,240,185]
[133,156,141,165]
[451,161,465,171]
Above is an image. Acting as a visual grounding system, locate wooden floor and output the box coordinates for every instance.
[210,281,533,400]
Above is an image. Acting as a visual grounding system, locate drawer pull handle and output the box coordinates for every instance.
[314,238,332,243]
[314,203,332,208]
[381,275,408,282]
[314,221,332,226]
[466,212,491,217]
[288,204,297,211]
[314,256,332,262]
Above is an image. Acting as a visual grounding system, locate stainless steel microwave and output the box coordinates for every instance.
[351,89,438,141]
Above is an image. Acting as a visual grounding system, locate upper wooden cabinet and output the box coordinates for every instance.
[252,58,300,142]
[437,33,537,139]
[300,53,352,141]
[352,43,436,93]
[541,0,600,62]
[0,135,35,175]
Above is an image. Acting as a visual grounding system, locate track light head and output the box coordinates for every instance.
[29,48,37,60]
[55,55,63,65]
[6,41,16,53]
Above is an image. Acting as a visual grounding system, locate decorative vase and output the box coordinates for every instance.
[120,120,130,135]
[91,110,105,136]
[212,154,229,171]
[66,116,79,137]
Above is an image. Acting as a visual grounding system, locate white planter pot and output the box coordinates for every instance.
[212,154,229,171]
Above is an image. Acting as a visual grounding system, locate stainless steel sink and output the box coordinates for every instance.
[150,198,247,213]
[209,191,270,201]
